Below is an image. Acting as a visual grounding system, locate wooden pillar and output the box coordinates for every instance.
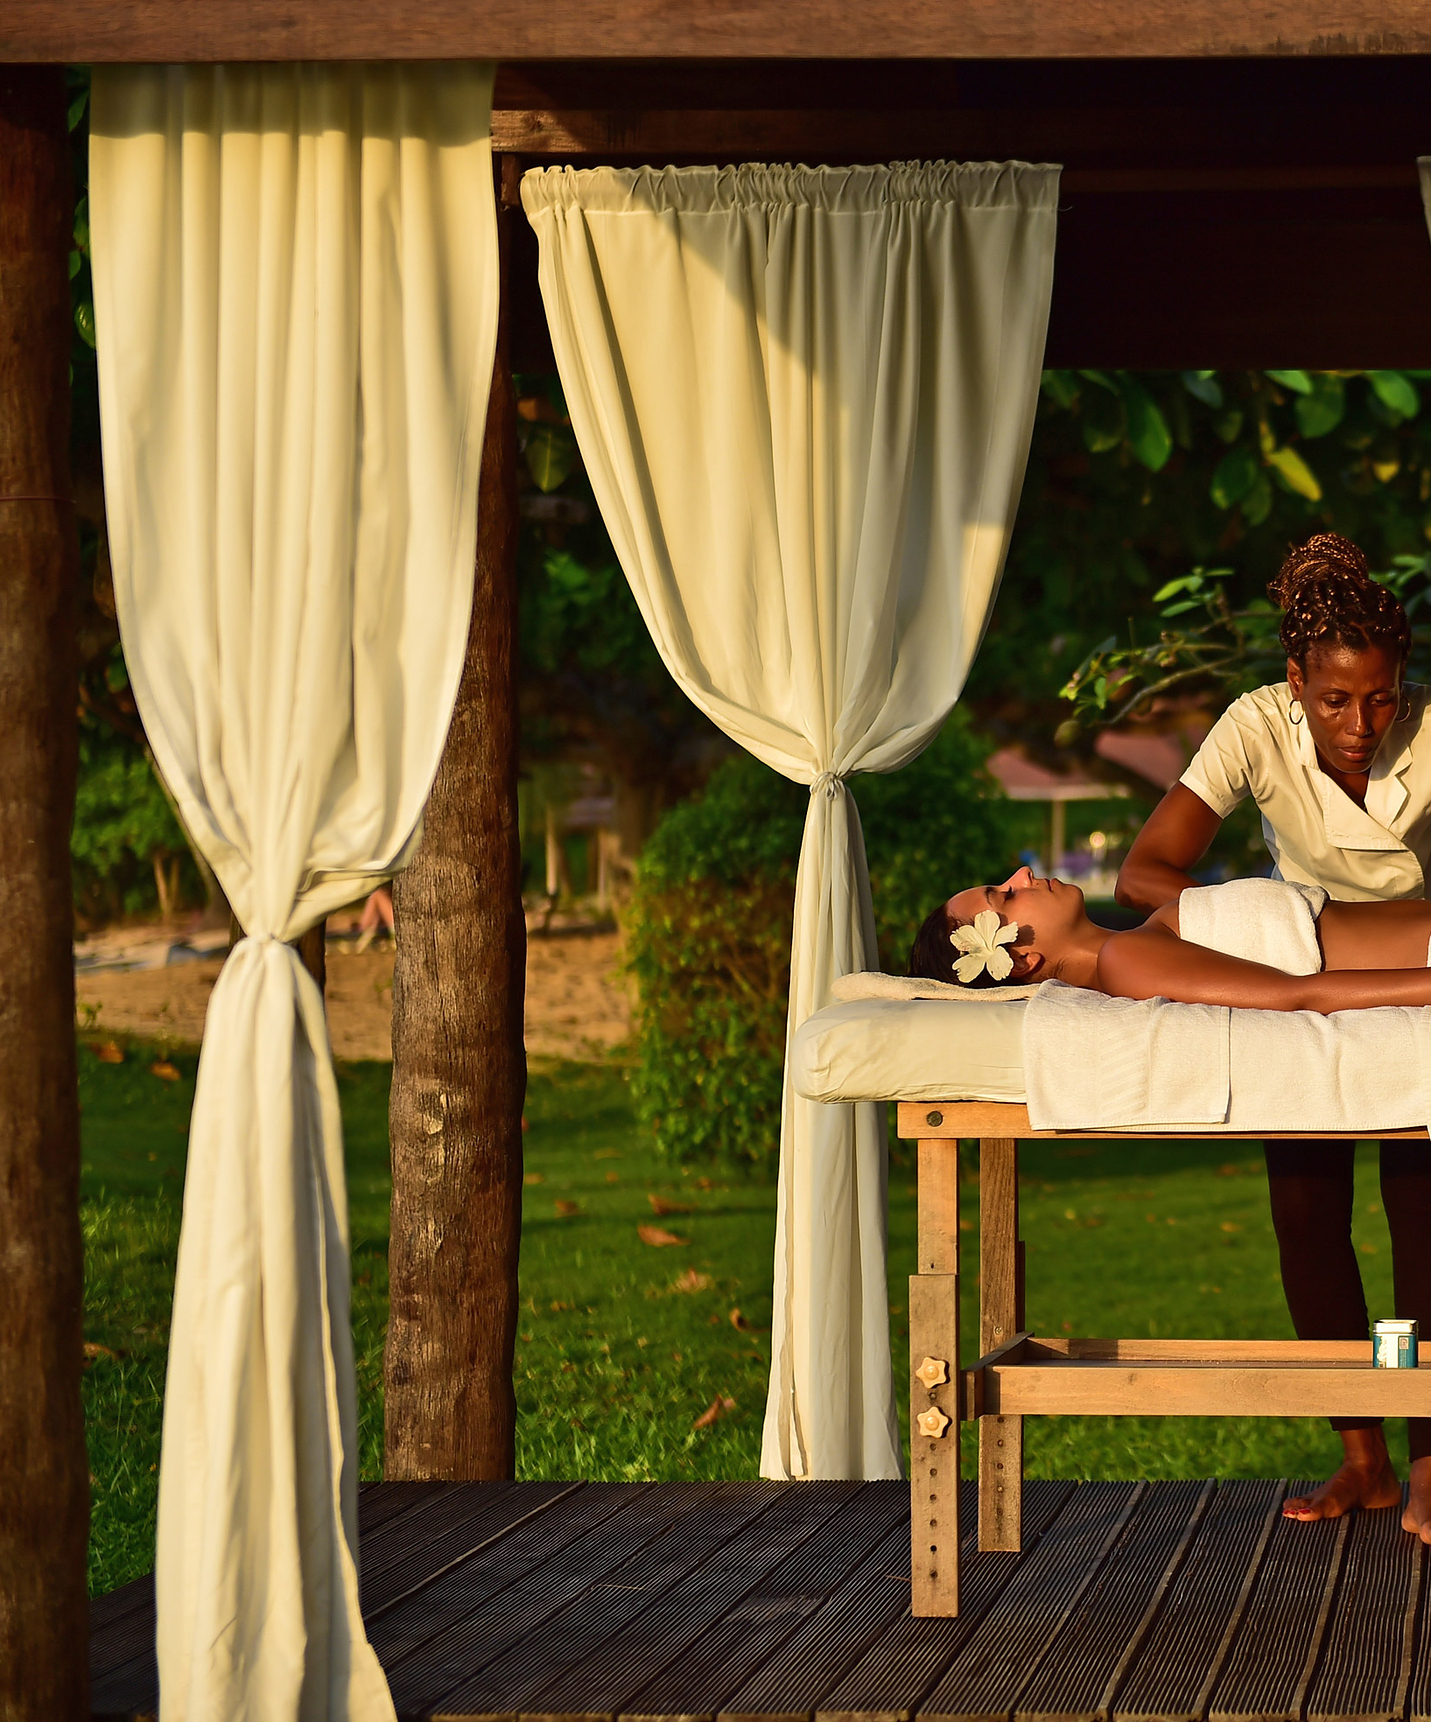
[385,155,526,1479]
[0,64,89,1722]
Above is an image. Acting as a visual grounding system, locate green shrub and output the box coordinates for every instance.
[626,713,1040,1171]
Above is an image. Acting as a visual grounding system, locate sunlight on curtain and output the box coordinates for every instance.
[524,160,1058,1480]
[90,63,498,1718]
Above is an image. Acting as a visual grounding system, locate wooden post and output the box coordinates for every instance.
[910,1135,960,1615]
[0,63,89,1722]
[385,154,526,1479]
[979,1136,1024,1550]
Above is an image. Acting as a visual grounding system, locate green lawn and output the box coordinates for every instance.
[79,1036,1405,1596]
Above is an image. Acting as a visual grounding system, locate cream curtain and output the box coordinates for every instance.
[90,65,499,1719]
[523,161,1058,1480]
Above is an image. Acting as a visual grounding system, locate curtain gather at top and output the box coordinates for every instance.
[90,63,499,1719]
[524,159,1058,1480]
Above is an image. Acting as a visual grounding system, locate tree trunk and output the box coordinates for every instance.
[386,156,526,1479]
[0,64,89,1722]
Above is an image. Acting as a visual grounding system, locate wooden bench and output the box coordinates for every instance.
[899,1101,1431,1616]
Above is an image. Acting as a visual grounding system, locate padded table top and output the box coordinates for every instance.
[791,996,1027,1105]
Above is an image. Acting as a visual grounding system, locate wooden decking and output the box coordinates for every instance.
[90,1477,1430,1720]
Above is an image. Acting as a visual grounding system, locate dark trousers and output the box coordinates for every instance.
[1264,1139,1431,1462]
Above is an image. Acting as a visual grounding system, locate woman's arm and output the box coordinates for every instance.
[1098,924,1431,1014]
[1115,785,1224,912]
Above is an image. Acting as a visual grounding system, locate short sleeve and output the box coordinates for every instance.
[1181,703,1255,819]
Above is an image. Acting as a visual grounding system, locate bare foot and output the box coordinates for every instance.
[1283,1429,1401,1522]
[1402,1456,1431,1543]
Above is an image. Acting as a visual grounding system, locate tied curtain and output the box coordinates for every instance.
[89,65,499,1718]
[523,162,1058,1480]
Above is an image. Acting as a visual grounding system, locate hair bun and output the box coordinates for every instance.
[1267,531,1409,666]
[1268,532,1370,610]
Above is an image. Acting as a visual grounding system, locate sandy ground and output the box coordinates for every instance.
[75,926,632,1062]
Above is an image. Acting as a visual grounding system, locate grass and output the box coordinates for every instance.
[79,1037,1405,1597]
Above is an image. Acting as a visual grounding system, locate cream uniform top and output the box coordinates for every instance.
[1180,681,1431,902]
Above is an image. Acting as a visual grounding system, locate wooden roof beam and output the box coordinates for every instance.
[8,0,1431,64]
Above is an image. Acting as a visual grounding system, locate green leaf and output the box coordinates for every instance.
[1160,599,1200,616]
[1294,373,1345,439]
[1209,445,1259,509]
[1181,371,1223,409]
[1242,472,1274,526]
[1153,575,1199,601]
[69,249,81,281]
[1213,408,1244,444]
[1265,444,1322,501]
[1120,377,1173,472]
[73,196,89,254]
[1264,369,1313,395]
[67,87,89,132]
[1080,388,1126,454]
[1368,370,1421,419]
[1076,369,1120,394]
[74,299,96,350]
[1040,369,1080,409]
[523,424,575,493]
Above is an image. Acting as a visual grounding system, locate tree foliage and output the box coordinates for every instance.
[980,368,1431,742]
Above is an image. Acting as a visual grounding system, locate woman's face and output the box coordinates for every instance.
[945,865,1087,977]
[1287,644,1403,779]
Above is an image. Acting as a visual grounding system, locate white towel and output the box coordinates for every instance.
[831,971,1042,1004]
[1177,877,1328,974]
[1024,980,1230,1130]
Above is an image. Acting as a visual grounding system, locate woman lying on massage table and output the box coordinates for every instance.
[910,866,1431,1538]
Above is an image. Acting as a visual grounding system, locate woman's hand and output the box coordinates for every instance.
[1116,784,1224,912]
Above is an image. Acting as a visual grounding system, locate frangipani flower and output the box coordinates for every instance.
[950,909,1020,984]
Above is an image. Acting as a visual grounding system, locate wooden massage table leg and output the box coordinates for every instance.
[978,1135,1024,1552]
[911,1137,960,1615]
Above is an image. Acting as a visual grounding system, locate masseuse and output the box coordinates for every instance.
[1118,532,1431,1534]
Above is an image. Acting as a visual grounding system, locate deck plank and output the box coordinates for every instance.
[1206,1483,1350,1722]
[813,1480,1077,1722]
[360,1479,447,1537]
[1015,1480,1213,1722]
[608,1483,906,1720]
[388,1482,782,1716]
[1307,1493,1424,1722]
[361,1480,578,1616]
[1113,1480,1284,1722]
[914,1482,1145,1722]
[437,1482,860,1719]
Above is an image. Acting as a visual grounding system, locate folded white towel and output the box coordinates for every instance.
[1024,980,1230,1130]
[1178,877,1327,974]
[831,971,1042,1004]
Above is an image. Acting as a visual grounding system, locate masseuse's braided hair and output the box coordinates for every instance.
[1269,532,1410,667]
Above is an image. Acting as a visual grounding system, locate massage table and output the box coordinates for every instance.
[793,994,1431,1617]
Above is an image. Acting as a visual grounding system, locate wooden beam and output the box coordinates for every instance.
[8,1,1431,62]
[980,1356,1431,1417]
[0,62,89,1722]
[895,1101,1430,1141]
[385,156,527,1481]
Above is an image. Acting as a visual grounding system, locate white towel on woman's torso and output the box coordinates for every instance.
[1176,876,1328,975]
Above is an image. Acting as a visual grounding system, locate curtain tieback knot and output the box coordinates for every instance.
[809,770,845,800]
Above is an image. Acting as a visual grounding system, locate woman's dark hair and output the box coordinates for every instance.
[907,901,1012,989]
[1268,531,1410,668]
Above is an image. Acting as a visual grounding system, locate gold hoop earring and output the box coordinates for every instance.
[1399,695,1412,722]
[1289,698,1304,726]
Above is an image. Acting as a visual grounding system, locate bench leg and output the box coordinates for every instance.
[911,1137,960,1615]
[979,1135,1024,1552]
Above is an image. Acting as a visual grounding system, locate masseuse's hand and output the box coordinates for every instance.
[1115,783,1223,912]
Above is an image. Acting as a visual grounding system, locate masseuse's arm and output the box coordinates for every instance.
[1099,924,1431,1014]
[1115,784,1225,912]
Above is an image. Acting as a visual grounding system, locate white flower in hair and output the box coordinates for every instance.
[950,909,1020,984]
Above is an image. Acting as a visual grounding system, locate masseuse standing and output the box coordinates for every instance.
[1118,532,1431,1536]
